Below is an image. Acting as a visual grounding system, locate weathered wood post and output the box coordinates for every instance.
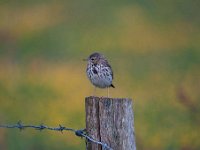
[85,96,136,150]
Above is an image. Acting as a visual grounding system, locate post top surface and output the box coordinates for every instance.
[85,96,133,101]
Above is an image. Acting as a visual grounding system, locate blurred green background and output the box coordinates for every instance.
[0,0,200,150]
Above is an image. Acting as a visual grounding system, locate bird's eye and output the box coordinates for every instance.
[91,58,95,61]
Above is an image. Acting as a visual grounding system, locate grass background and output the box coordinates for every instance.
[0,0,200,149]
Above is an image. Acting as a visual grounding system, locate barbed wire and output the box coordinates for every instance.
[0,121,112,150]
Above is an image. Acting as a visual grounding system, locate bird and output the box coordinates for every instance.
[85,52,115,97]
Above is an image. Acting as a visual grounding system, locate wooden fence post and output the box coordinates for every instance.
[85,96,136,150]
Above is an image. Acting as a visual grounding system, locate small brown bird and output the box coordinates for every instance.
[85,52,115,97]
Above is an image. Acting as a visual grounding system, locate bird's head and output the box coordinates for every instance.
[87,52,104,65]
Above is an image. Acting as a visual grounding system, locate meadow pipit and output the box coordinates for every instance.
[85,52,115,97]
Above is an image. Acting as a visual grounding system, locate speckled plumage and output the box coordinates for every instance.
[86,52,115,89]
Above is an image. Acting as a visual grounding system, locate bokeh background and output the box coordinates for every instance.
[0,0,200,150]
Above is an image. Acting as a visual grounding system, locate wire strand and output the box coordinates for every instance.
[0,121,112,150]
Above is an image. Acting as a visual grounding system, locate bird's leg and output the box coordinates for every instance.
[107,87,110,98]
[93,86,96,97]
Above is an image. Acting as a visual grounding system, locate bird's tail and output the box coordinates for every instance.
[110,84,115,88]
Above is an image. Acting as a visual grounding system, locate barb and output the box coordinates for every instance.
[0,121,112,150]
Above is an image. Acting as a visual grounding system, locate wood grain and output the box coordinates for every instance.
[85,96,136,150]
